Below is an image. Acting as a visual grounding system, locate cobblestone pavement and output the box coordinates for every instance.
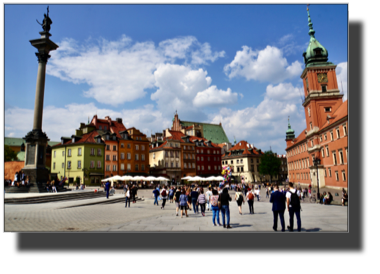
[4,189,348,232]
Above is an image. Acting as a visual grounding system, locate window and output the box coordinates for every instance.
[184,145,186,150]
[121,163,125,170]
[336,128,340,139]
[78,148,82,156]
[135,145,139,150]
[106,135,109,140]
[343,124,347,136]
[175,151,179,158]
[218,166,221,170]
[325,107,331,112]
[335,171,339,181]
[322,85,327,92]
[208,166,211,170]
[184,163,187,168]
[201,149,203,153]
[171,162,174,168]
[202,166,204,170]
[54,151,56,158]
[106,165,110,171]
[77,160,81,169]
[121,153,125,160]
[326,146,329,157]
[342,170,346,181]
[201,157,204,161]
[214,166,217,170]
[192,163,195,168]
[106,145,110,151]
[62,151,65,156]
[208,157,210,161]
[62,163,64,168]
[332,151,337,165]
[127,164,131,171]
[53,162,55,170]
[320,136,323,142]
[198,166,200,170]
[135,164,139,171]
[197,157,200,161]
[68,149,71,156]
[197,149,199,153]
[135,154,139,161]
[90,161,95,168]
[97,149,102,156]
[126,153,131,160]
[113,155,117,161]
[328,168,331,177]
[99,126,102,130]
[170,151,174,157]
[165,151,168,157]
[113,145,117,151]
[321,148,325,158]
[142,164,145,171]
[121,143,124,148]
[127,143,131,149]
[330,131,334,141]
[193,154,195,160]
[339,150,344,164]
[91,148,95,155]
[324,169,327,177]
[142,154,145,161]
[345,148,348,162]
[112,165,116,171]
[176,162,179,168]
[184,154,187,159]
[324,133,327,140]
[310,122,313,130]
[141,145,145,151]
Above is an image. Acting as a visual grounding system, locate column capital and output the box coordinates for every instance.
[35,52,51,63]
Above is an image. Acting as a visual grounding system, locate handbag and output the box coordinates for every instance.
[218,201,221,209]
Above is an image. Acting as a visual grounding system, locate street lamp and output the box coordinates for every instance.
[313,157,321,200]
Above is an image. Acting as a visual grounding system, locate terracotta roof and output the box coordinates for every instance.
[286,129,307,150]
[110,121,127,138]
[167,130,186,142]
[188,136,220,148]
[320,100,348,131]
[228,140,263,155]
[184,125,194,130]
[53,130,102,147]
[149,140,168,151]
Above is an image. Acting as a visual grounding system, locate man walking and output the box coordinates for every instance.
[153,187,160,206]
[160,186,168,209]
[246,188,254,214]
[105,181,111,199]
[270,184,286,231]
[286,182,301,232]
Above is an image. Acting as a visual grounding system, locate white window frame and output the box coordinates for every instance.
[77,160,81,169]
[342,170,346,181]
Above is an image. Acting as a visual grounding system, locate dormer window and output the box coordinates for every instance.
[97,138,101,144]
[72,137,75,143]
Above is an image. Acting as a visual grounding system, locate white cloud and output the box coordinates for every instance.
[336,62,348,101]
[4,103,171,141]
[209,82,305,154]
[151,63,239,115]
[224,45,303,83]
[48,35,225,106]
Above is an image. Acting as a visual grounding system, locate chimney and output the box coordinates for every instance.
[116,118,122,123]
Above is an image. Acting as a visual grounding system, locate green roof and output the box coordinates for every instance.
[17,151,25,161]
[4,137,60,147]
[180,121,230,144]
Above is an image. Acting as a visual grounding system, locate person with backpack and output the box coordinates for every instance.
[246,188,254,214]
[197,187,207,216]
[210,189,221,226]
[160,186,168,209]
[191,187,199,214]
[235,187,244,215]
[286,182,301,232]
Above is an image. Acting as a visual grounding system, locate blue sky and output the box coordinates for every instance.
[4,4,348,154]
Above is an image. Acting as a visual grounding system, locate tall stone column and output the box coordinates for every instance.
[22,9,59,193]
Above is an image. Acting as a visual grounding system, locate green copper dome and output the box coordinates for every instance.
[286,117,295,140]
[302,7,333,67]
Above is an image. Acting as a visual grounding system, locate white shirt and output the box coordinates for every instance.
[286,188,301,207]
[255,189,260,196]
[126,190,130,197]
[206,190,212,201]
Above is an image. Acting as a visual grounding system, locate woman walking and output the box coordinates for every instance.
[246,188,254,214]
[169,186,175,203]
[186,187,192,210]
[197,187,206,216]
[210,189,221,226]
[179,189,189,218]
[174,188,181,216]
[219,188,232,228]
[235,187,244,215]
[125,187,130,208]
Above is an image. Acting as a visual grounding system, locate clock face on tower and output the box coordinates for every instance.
[317,73,328,83]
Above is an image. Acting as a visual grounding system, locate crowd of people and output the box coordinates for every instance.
[5,171,28,187]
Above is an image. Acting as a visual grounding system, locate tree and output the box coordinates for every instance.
[258,151,282,183]
[4,145,18,162]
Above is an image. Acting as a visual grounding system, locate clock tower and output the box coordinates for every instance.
[301,6,344,160]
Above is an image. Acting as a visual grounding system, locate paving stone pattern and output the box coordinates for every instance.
[4,189,348,232]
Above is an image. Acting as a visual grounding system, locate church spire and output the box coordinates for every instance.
[307,4,315,38]
[286,116,295,140]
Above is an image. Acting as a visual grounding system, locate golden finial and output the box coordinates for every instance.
[307,4,309,11]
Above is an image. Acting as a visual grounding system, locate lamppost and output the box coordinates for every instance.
[313,157,321,200]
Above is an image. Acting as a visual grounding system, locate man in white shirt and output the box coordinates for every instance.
[254,188,260,201]
[286,182,302,232]
[205,187,213,211]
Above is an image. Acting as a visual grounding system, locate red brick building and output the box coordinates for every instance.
[285,8,347,189]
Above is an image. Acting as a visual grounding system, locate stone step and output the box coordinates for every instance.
[4,191,106,204]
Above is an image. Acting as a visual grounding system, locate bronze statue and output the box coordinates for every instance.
[36,6,52,32]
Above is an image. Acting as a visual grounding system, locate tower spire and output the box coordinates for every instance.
[307,4,315,38]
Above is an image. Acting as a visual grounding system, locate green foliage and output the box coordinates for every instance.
[258,151,282,181]
[4,145,18,162]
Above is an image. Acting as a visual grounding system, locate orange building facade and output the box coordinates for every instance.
[285,8,348,190]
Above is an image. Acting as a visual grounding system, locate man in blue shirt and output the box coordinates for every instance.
[153,188,160,206]
[105,181,111,199]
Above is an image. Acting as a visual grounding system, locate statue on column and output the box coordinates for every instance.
[36,6,52,32]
